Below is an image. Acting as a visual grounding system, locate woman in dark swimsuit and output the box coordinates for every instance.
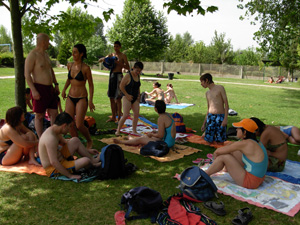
[0,106,39,166]
[115,62,144,136]
[61,44,96,152]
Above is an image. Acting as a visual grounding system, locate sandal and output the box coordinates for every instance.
[203,201,226,216]
[232,207,253,225]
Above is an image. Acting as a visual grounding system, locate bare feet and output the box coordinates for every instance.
[88,148,99,155]
[113,138,122,144]
[92,153,100,163]
[115,131,121,137]
[106,118,116,122]
[28,158,42,166]
[87,140,93,149]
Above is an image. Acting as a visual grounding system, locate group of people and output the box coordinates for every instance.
[144,82,179,105]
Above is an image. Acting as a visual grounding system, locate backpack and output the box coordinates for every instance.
[139,92,147,103]
[140,141,169,157]
[121,186,163,221]
[172,112,186,133]
[84,116,97,135]
[98,144,136,180]
[179,166,218,201]
[103,56,118,70]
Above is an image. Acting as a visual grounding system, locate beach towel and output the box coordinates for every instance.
[0,161,46,176]
[186,134,233,148]
[100,137,202,162]
[140,103,195,109]
[266,160,300,184]
[201,164,300,217]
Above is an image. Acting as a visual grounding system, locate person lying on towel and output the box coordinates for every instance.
[205,119,268,189]
[39,112,101,179]
[0,106,40,166]
[114,100,176,148]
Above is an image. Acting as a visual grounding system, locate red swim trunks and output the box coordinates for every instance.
[243,171,265,189]
[31,83,58,113]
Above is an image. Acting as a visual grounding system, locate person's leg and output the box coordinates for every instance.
[115,97,131,136]
[47,108,58,126]
[106,98,117,122]
[215,114,227,143]
[131,100,140,134]
[289,126,300,144]
[74,98,93,149]
[205,154,246,186]
[116,98,122,121]
[113,135,154,146]
[35,112,45,138]
[22,132,40,166]
[204,114,215,143]
[64,97,78,138]
[2,144,24,166]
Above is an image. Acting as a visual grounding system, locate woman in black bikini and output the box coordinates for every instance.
[61,44,96,151]
[115,62,144,136]
[0,106,40,166]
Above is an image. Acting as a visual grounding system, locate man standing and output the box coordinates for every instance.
[100,41,130,122]
[200,73,229,143]
[39,112,101,179]
[25,33,59,138]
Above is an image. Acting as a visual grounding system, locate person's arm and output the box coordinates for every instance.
[201,92,209,132]
[51,67,60,95]
[46,141,80,179]
[173,91,179,104]
[220,86,229,127]
[147,89,156,96]
[61,63,72,99]
[7,127,38,148]
[148,116,165,139]
[122,54,130,71]
[119,73,132,102]
[213,140,246,158]
[86,66,95,112]
[24,52,40,100]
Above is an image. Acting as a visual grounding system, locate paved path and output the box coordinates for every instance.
[1,71,299,91]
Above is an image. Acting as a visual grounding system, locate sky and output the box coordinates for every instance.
[0,0,260,50]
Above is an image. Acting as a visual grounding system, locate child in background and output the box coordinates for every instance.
[164,83,179,104]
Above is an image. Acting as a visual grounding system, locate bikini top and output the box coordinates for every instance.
[0,139,13,146]
[68,63,85,81]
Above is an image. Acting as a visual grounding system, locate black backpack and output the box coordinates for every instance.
[98,144,136,180]
[121,186,163,221]
[140,92,147,103]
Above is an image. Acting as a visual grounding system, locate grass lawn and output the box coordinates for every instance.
[0,68,300,224]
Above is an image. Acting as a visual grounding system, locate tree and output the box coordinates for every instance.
[107,0,170,61]
[210,31,233,64]
[186,41,206,63]
[0,25,12,52]
[238,0,300,76]
[233,47,261,66]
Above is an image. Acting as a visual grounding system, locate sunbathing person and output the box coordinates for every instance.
[164,83,179,104]
[114,100,176,148]
[39,112,101,179]
[250,117,287,172]
[205,118,268,189]
[0,106,40,166]
[145,82,164,105]
[275,125,300,145]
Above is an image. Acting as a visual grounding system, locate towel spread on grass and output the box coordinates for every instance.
[140,103,195,109]
[186,134,233,148]
[100,137,202,162]
[266,160,300,184]
[0,161,46,176]
[200,164,300,217]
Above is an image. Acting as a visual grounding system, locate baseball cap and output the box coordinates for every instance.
[232,118,258,133]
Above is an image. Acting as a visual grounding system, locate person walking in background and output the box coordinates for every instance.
[61,44,96,151]
[25,33,59,138]
[200,73,229,143]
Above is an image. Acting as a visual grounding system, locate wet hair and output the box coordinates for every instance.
[240,128,258,142]
[167,83,173,88]
[54,112,73,126]
[133,61,144,70]
[5,106,23,128]
[25,88,31,94]
[250,117,266,135]
[155,100,166,114]
[74,44,87,60]
[154,82,161,88]
[114,41,121,47]
[200,73,214,84]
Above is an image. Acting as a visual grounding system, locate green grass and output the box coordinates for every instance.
[0,68,300,224]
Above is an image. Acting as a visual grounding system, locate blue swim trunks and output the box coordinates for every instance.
[280,126,293,136]
[204,113,227,143]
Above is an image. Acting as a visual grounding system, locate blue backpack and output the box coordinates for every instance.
[179,166,218,201]
[102,56,118,70]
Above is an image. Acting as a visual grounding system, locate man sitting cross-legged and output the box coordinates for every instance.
[39,112,101,179]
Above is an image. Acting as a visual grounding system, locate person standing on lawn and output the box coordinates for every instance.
[200,73,229,143]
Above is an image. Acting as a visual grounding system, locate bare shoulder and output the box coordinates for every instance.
[82,63,91,73]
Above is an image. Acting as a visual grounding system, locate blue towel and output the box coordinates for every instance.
[140,103,195,109]
[266,160,300,184]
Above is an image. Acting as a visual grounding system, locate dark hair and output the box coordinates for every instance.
[5,106,23,128]
[114,41,121,47]
[200,73,214,84]
[167,83,173,88]
[154,82,161,88]
[155,100,166,114]
[133,61,144,70]
[25,88,31,94]
[240,128,258,142]
[74,44,87,60]
[250,117,265,135]
[54,112,73,126]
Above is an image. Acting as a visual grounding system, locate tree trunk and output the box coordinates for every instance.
[10,0,26,111]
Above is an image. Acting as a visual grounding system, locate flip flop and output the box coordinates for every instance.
[231,207,253,225]
[204,201,226,216]
[114,210,126,225]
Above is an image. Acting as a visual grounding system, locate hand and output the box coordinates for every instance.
[69,174,81,180]
[126,94,133,102]
[88,148,99,155]
[89,101,95,112]
[201,124,206,132]
[61,90,66,100]
[147,133,153,138]
[221,120,227,127]
[55,85,60,95]
[31,90,41,100]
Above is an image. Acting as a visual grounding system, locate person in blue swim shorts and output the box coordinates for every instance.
[200,73,229,143]
[276,125,300,145]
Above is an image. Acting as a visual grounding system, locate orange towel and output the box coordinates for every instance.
[186,135,233,148]
[0,161,46,176]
